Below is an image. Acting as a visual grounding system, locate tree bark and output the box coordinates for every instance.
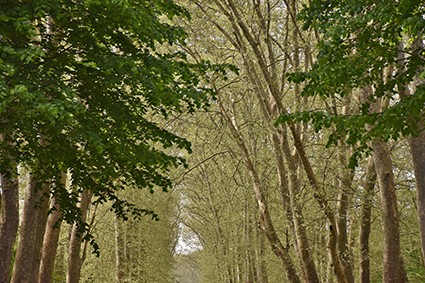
[335,147,355,283]
[38,197,62,283]
[335,188,354,283]
[38,173,66,283]
[327,222,347,283]
[0,166,19,283]
[408,133,425,266]
[11,175,50,283]
[371,141,407,283]
[66,189,92,283]
[359,157,376,283]
[115,218,126,283]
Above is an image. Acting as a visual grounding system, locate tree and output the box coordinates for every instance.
[0,156,18,283]
[182,0,364,281]
[278,0,425,281]
[0,0,222,281]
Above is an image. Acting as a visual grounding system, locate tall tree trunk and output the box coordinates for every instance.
[115,218,126,283]
[335,186,354,283]
[0,165,19,283]
[371,141,407,283]
[361,83,408,282]
[393,36,425,269]
[287,162,320,283]
[39,173,67,283]
[335,150,355,283]
[409,133,425,265]
[66,189,92,283]
[334,101,355,283]
[327,222,347,283]
[284,5,319,278]
[397,37,425,266]
[274,130,319,283]
[326,229,335,283]
[359,157,376,283]
[11,175,50,283]
[38,197,62,283]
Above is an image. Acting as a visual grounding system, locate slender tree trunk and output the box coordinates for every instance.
[335,163,355,283]
[327,222,347,283]
[409,133,425,265]
[38,197,62,283]
[243,201,252,283]
[287,164,320,283]
[274,131,319,283]
[359,157,376,283]
[115,218,126,283]
[39,173,67,283]
[371,141,407,283]
[335,186,354,283]
[256,231,268,283]
[360,83,408,282]
[0,165,19,283]
[284,5,319,279]
[11,175,50,283]
[335,105,355,283]
[66,189,92,283]
[245,213,256,283]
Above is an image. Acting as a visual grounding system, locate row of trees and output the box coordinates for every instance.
[0,1,220,282]
[176,0,425,282]
[1,0,424,282]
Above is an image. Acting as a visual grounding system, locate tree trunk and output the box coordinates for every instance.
[397,36,425,267]
[335,158,355,283]
[115,218,126,283]
[327,222,347,283]
[359,157,376,283]
[408,133,425,266]
[11,175,50,283]
[335,187,354,283]
[287,163,320,283]
[66,189,92,283]
[0,166,19,283]
[284,3,319,278]
[371,141,407,283]
[38,197,62,283]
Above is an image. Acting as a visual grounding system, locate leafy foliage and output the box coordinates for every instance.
[0,0,222,230]
[277,0,425,166]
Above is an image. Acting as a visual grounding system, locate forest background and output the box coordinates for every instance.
[0,0,425,283]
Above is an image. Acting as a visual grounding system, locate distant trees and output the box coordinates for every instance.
[78,187,178,283]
